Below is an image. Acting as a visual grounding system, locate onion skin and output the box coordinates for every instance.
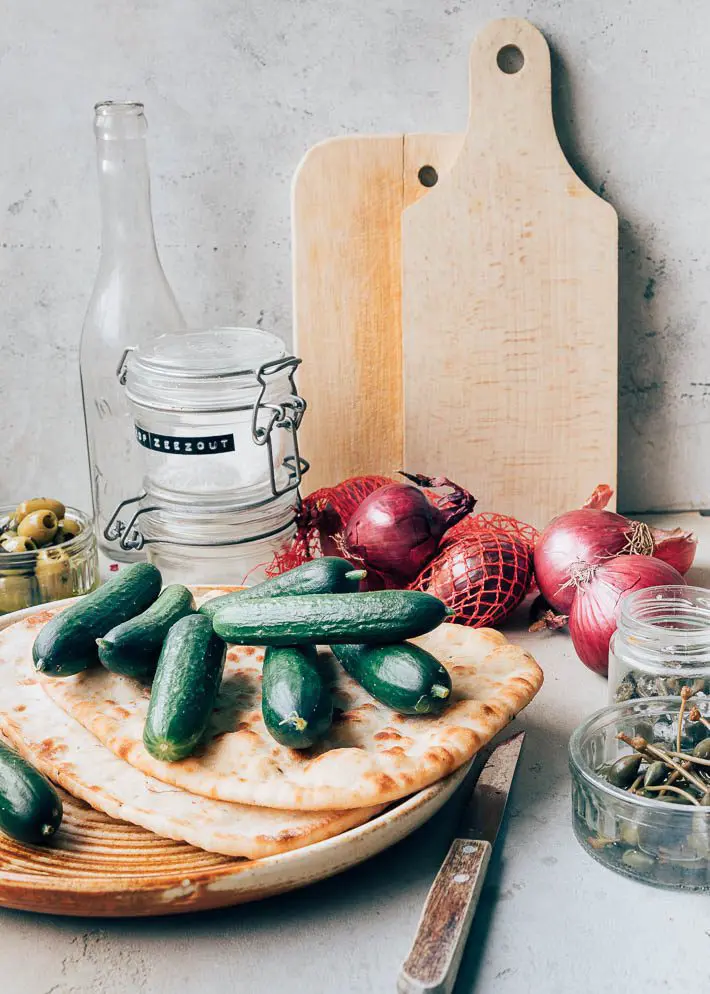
[534,509,632,613]
[568,555,685,676]
[649,526,697,575]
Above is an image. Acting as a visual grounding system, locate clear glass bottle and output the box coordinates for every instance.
[609,585,710,703]
[80,101,186,563]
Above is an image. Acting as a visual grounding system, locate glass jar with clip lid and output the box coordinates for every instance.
[104,327,308,585]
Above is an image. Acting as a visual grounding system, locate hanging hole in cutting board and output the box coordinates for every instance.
[418,165,438,188]
[497,44,524,74]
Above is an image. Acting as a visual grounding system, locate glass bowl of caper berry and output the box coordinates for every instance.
[0,500,99,615]
[569,696,710,890]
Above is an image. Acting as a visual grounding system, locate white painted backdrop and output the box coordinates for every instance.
[0,0,706,514]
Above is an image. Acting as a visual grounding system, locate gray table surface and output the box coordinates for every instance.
[2,513,707,994]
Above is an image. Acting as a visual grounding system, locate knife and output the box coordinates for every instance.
[397,731,525,994]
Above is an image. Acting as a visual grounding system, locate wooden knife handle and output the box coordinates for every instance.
[397,838,492,994]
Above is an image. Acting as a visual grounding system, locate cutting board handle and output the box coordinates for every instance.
[459,18,560,168]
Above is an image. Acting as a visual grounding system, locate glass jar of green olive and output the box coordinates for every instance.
[0,505,99,615]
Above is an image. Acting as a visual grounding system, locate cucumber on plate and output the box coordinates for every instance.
[32,562,162,677]
[143,614,226,762]
[261,645,333,748]
[211,590,451,646]
[331,642,452,715]
[198,557,366,619]
[97,583,195,682]
[0,742,63,845]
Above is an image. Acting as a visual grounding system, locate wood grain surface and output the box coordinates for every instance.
[402,19,617,527]
[292,133,462,494]
[398,837,491,994]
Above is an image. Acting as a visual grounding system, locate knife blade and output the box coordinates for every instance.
[397,731,525,994]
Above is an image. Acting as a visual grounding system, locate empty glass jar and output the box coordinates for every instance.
[104,326,308,585]
[120,328,304,504]
[609,585,710,704]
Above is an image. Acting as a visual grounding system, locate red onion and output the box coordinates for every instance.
[343,473,476,583]
[534,508,635,613]
[648,525,698,576]
[412,527,533,628]
[534,485,697,613]
[569,555,685,676]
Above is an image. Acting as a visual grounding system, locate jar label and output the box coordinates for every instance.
[134,425,235,455]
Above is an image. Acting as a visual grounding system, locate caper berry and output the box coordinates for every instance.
[608,754,642,788]
[643,761,668,788]
[621,849,656,871]
[693,738,710,760]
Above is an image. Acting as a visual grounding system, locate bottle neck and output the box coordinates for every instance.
[94,103,161,262]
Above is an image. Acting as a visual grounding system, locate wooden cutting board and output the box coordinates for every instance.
[293,17,617,526]
[292,133,463,494]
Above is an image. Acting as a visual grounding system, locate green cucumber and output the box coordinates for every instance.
[143,614,226,762]
[97,584,196,681]
[331,642,452,715]
[212,590,451,646]
[33,562,162,677]
[0,742,63,845]
[262,645,333,748]
[198,557,366,619]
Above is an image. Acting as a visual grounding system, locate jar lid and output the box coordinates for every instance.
[124,327,289,413]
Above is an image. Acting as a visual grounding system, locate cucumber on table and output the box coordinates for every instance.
[198,557,366,619]
[262,645,333,748]
[32,562,163,677]
[331,642,452,715]
[212,590,451,646]
[0,742,63,845]
[143,614,226,762]
[97,584,195,681]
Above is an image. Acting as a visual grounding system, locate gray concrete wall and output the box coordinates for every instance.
[0,0,705,515]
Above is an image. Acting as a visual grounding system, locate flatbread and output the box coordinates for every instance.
[0,618,382,858]
[35,587,543,810]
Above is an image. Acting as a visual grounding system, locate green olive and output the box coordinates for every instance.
[607,754,642,788]
[17,510,58,546]
[53,518,82,546]
[0,574,40,614]
[15,498,66,523]
[35,548,73,602]
[0,535,37,553]
[643,761,668,788]
[693,738,710,760]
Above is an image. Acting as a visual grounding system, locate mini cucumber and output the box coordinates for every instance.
[261,645,333,748]
[97,584,196,681]
[143,614,226,762]
[198,557,366,619]
[331,642,452,715]
[212,590,451,646]
[0,742,63,845]
[33,562,162,677]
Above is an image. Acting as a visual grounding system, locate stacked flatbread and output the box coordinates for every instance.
[0,587,543,860]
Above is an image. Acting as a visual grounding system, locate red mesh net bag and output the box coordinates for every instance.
[267,475,393,575]
[409,512,538,628]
